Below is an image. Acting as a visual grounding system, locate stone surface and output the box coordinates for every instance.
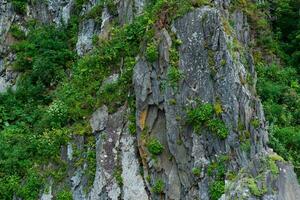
[121,132,149,200]
[0,0,299,199]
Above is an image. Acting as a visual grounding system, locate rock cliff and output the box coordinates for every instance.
[0,0,299,199]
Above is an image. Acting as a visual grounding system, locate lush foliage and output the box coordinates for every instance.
[0,24,74,198]
[187,102,229,139]
[10,0,28,14]
[256,0,300,181]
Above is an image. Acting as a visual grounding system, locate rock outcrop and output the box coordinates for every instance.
[0,0,299,199]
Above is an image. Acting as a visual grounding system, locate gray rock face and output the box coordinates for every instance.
[117,0,147,25]
[87,106,148,200]
[222,153,300,200]
[1,0,299,199]
[132,5,299,200]
[121,132,149,200]
[29,0,73,25]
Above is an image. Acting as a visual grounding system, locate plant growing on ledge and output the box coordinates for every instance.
[145,40,159,63]
[152,179,165,194]
[187,103,214,133]
[11,0,28,14]
[147,138,164,155]
[207,119,229,139]
[187,102,229,139]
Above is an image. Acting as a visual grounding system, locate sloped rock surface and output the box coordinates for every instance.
[132,6,299,200]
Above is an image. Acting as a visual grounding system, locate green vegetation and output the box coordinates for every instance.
[209,180,225,200]
[9,24,26,40]
[268,158,279,175]
[152,179,165,194]
[187,102,229,139]
[10,0,28,14]
[207,155,228,199]
[246,177,267,197]
[113,168,123,186]
[167,66,183,89]
[147,138,164,155]
[56,189,73,200]
[0,24,74,198]
[187,103,214,132]
[250,119,260,129]
[192,167,201,177]
[246,0,300,181]
[207,119,229,139]
[1,0,300,198]
[145,40,159,62]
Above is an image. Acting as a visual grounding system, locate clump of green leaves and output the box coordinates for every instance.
[9,24,26,40]
[207,155,228,199]
[257,62,300,180]
[11,0,28,14]
[207,119,229,139]
[167,66,183,89]
[187,103,214,132]
[208,180,225,200]
[187,102,229,139]
[145,40,159,62]
[192,167,201,177]
[56,189,73,200]
[147,138,164,155]
[246,178,267,197]
[250,118,260,129]
[152,179,165,194]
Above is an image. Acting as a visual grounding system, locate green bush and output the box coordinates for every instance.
[11,0,28,14]
[167,66,183,89]
[145,41,159,62]
[187,103,214,132]
[246,178,267,197]
[56,189,73,200]
[209,180,225,200]
[187,102,229,139]
[147,138,164,155]
[207,119,229,139]
[152,179,164,194]
[192,167,201,176]
[9,24,26,40]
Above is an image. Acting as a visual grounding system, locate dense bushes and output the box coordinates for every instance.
[256,63,300,180]
[0,25,74,198]
[252,0,300,181]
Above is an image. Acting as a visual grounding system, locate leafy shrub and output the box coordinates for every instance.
[187,103,214,132]
[11,0,28,14]
[207,119,229,139]
[192,167,201,176]
[246,178,267,197]
[152,179,164,194]
[9,24,26,40]
[187,102,229,139]
[167,66,183,89]
[208,180,225,200]
[147,138,164,155]
[56,189,73,200]
[145,40,159,62]
[257,62,300,180]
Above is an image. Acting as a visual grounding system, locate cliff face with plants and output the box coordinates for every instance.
[0,0,299,200]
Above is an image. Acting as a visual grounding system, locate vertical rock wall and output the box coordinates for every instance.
[0,0,299,199]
